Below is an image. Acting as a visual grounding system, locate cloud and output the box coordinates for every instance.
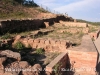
[34,0,100,22]
[54,0,99,13]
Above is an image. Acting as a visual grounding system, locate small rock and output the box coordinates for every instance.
[0,50,21,61]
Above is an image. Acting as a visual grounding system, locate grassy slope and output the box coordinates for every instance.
[0,0,48,19]
[77,19,100,26]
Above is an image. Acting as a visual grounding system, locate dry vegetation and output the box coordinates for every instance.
[0,0,49,19]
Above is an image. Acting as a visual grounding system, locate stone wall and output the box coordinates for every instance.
[59,21,88,27]
[57,27,89,34]
[67,35,98,75]
[89,30,100,40]
[13,36,71,52]
[45,35,98,75]
[67,50,97,75]
[46,52,70,75]
[0,15,74,34]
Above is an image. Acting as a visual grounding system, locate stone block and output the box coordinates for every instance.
[28,39,34,47]
[34,39,40,43]
[44,22,49,28]
[49,40,56,46]
[45,40,50,45]
[21,38,29,47]
[60,41,67,46]
[32,43,38,49]
[55,40,61,46]
[44,45,52,51]
[14,35,22,40]
[39,39,45,44]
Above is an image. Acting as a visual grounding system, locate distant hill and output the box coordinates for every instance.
[77,19,100,26]
[0,0,49,19]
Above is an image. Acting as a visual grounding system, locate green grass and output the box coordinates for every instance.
[14,41,25,50]
[1,33,12,39]
[89,27,97,32]
[36,48,45,54]
[63,31,73,36]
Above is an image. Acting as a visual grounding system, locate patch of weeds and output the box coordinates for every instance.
[89,27,97,32]
[36,48,45,54]
[14,41,25,50]
[1,33,11,39]
[64,31,72,36]
[37,8,48,13]
[54,62,62,75]
[78,32,84,38]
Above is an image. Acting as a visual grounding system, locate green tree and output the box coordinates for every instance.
[14,0,25,4]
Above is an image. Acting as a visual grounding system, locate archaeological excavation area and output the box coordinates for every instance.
[0,14,100,75]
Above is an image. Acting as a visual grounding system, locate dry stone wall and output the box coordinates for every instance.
[59,21,88,27]
[13,37,71,52]
[89,30,100,40]
[46,52,70,75]
[57,27,89,34]
[45,35,98,75]
[0,15,74,34]
[66,35,97,75]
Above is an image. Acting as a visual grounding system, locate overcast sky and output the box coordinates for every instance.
[34,0,100,22]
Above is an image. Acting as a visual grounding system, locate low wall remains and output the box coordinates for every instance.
[45,35,98,75]
[89,30,100,40]
[67,35,97,75]
[3,35,98,75]
[57,27,89,34]
[46,52,70,75]
[0,15,74,34]
[13,36,71,52]
[59,21,88,27]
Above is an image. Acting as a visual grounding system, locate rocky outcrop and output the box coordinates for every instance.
[22,64,42,75]
[0,50,21,61]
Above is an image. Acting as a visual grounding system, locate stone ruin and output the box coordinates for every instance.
[0,32,99,75]
[0,14,100,75]
[0,15,74,34]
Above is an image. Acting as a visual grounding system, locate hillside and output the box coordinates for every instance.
[0,0,49,19]
[77,19,100,26]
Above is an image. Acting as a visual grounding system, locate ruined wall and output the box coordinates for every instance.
[67,35,98,75]
[0,19,44,34]
[45,35,98,75]
[13,37,71,52]
[57,27,89,34]
[67,50,97,75]
[0,15,74,34]
[60,21,88,27]
[46,52,70,75]
[89,30,100,40]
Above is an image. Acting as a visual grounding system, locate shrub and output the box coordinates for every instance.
[36,48,44,54]
[64,31,72,36]
[27,44,31,48]
[1,33,11,39]
[78,32,84,38]
[14,41,25,50]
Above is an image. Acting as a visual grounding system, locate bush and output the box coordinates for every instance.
[14,41,25,50]
[78,32,84,38]
[36,48,44,54]
[1,33,11,39]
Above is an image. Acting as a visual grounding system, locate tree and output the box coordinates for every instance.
[14,0,25,4]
